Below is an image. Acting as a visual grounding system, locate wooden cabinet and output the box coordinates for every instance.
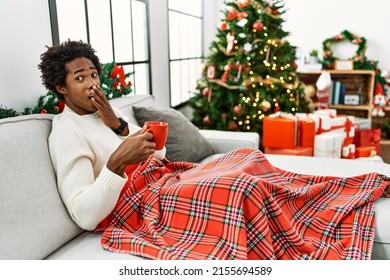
[298,70,377,122]
[299,70,390,149]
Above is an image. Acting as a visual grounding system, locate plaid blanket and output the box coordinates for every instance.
[99,148,390,260]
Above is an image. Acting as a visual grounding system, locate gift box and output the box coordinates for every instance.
[355,146,377,158]
[317,115,331,134]
[296,113,329,134]
[299,119,316,147]
[314,132,344,158]
[263,113,298,149]
[330,115,355,146]
[314,108,337,118]
[342,144,355,159]
[265,146,313,156]
[353,128,381,155]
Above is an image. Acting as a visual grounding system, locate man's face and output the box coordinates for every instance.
[56,57,100,115]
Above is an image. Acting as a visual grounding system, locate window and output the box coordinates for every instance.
[48,0,151,96]
[168,0,203,107]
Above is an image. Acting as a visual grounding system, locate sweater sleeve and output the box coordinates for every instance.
[49,127,127,230]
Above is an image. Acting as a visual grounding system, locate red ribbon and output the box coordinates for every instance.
[343,118,353,138]
[371,133,380,144]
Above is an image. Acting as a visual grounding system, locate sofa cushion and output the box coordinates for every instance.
[109,94,156,125]
[132,106,216,162]
[0,114,82,259]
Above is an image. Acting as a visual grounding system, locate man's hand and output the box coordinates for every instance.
[89,84,123,131]
[107,126,156,176]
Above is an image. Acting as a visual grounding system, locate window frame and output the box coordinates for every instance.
[48,0,153,96]
[168,0,204,108]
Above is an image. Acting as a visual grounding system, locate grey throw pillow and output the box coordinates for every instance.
[132,106,216,162]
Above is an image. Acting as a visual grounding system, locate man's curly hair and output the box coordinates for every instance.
[38,40,102,100]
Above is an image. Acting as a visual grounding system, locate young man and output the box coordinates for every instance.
[39,40,164,230]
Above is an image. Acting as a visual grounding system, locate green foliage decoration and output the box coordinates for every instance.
[0,62,133,119]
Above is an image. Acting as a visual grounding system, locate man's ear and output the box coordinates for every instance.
[56,85,67,96]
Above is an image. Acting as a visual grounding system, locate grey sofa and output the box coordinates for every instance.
[0,94,259,260]
[1,94,389,260]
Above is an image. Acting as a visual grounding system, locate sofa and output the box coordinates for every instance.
[1,94,389,260]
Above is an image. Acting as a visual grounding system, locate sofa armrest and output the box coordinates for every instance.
[199,129,260,154]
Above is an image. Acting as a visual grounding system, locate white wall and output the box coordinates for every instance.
[0,0,52,111]
[283,0,390,71]
[1,0,389,111]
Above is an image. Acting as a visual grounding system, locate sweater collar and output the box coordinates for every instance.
[62,105,101,119]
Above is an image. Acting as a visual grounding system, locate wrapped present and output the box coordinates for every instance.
[265,146,313,156]
[354,117,371,130]
[296,113,318,132]
[314,132,344,158]
[353,128,381,155]
[330,115,355,146]
[299,119,316,147]
[296,113,330,134]
[355,146,377,158]
[314,108,337,118]
[317,115,331,134]
[263,112,298,149]
[342,144,355,159]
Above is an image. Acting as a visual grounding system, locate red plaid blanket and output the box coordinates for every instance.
[99,148,390,260]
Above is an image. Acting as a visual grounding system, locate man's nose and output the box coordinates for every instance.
[86,77,97,88]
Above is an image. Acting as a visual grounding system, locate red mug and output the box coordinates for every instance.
[145,121,169,150]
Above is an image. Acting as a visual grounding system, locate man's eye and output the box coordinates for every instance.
[92,72,98,78]
[75,76,84,81]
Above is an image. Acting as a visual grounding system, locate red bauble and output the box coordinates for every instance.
[218,21,228,31]
[228,121,238,130]
[252,21,264,31]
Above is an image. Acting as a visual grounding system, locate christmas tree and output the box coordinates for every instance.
[189,0,308,138]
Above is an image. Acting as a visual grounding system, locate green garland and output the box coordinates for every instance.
[0,62,133,119]
[322,30,367,69]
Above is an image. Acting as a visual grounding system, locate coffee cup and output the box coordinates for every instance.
[145,121,168,150]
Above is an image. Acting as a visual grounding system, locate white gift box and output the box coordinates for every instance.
[314,108,337,118]
[330,116,355,139]
[314,132,344,158]
[342,144,356,159]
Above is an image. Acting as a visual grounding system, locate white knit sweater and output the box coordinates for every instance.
[49,106,165,230]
